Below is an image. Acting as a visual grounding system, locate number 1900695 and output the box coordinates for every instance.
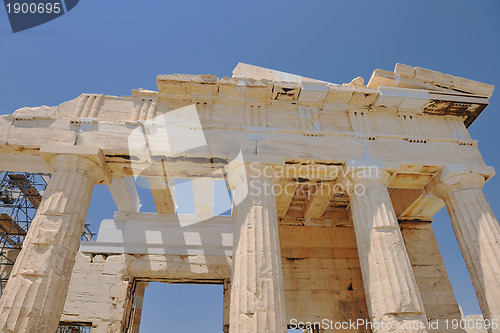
[5,2,62,14]
[445,318,498,330]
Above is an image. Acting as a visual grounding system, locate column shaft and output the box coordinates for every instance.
[439,182,500,329]
[229,166,287,333]
[0,155,98,333]
[347,170,428,333]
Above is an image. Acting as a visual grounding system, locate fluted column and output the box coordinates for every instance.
[343,164,428,333]
[433,171,500,331]
[228,162,287,333]
[0,146,109,333]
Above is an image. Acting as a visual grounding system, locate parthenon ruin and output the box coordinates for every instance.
[0,63,498,333]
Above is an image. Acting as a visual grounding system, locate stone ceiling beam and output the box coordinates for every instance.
[275,180,297,218]
[192,178,214,215]
[148,177,176,214]
[107,177,141,213]
[303,182,336,219]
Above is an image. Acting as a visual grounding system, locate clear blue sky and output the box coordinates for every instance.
[1,0,500,331]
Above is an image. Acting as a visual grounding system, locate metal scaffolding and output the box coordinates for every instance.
[0,171,95,297]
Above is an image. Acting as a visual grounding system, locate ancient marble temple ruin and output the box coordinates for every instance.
[0,63,498,333]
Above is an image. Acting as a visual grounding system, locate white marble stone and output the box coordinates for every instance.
[228,163,287,333]
[0,150,106,333]
[343,165,428,333]
[434,171,500,333]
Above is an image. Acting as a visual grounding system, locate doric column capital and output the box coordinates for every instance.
[432,165,491,200]
[40,144,111,184]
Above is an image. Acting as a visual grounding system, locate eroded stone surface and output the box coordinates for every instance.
[0,153,103,333]
[344,167,429,333]
[229,163,287,333]
[434,172,500,333]
[0,63,497,333]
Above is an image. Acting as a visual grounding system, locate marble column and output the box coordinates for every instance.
[228,162,287,333]
[0,146,108,333]
[343,165,428,333]
[434,171,500,331]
